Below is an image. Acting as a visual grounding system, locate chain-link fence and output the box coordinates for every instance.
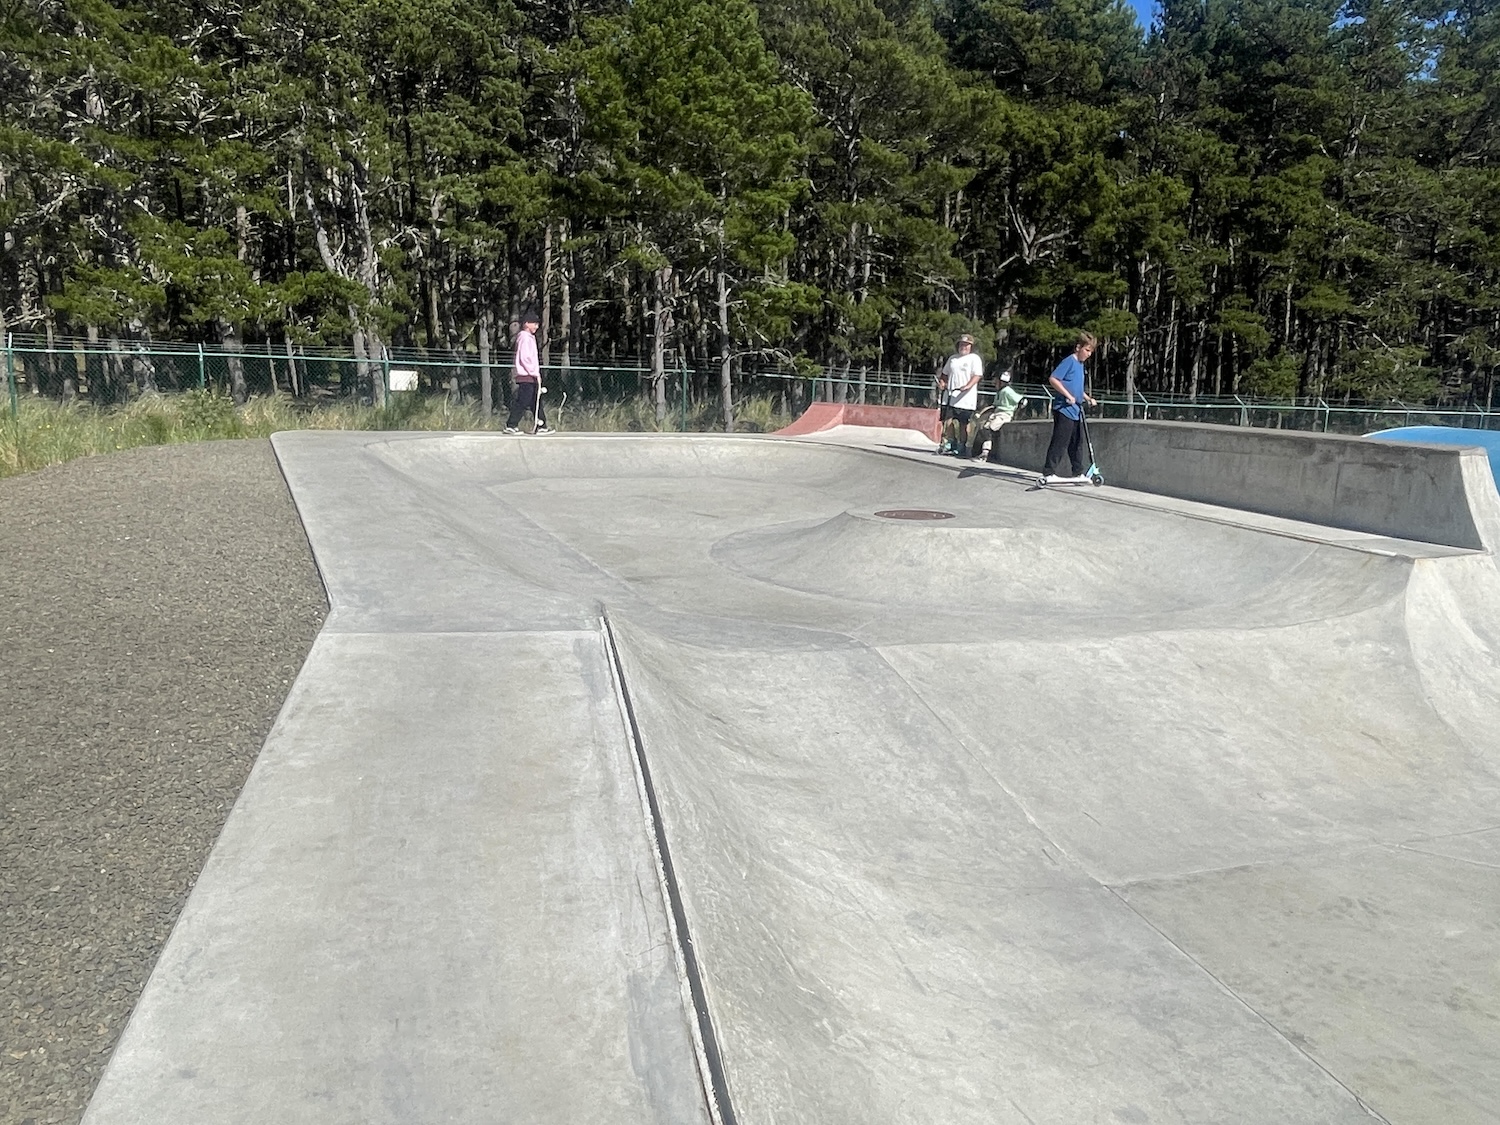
[6,334,1498,437]
[0,334,828,427]
[0,336,851,442]
[1081,390,1500,435]
[0,334,659,403]
[800,368,1500,436]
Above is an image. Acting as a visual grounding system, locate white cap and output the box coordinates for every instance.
[999,372,1012,383]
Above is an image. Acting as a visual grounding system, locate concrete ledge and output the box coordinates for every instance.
[776,402,940,442]
[994,419,1500,552]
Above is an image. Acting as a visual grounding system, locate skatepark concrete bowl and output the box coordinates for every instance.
[82,429,1500,1125]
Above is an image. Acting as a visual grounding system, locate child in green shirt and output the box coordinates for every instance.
[969,372,1026,460]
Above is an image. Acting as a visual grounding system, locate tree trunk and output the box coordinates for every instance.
[352,323,370,400]
[1163,296,1178,397]
[718,266,733,432]
[540,222,554,369]
[1126,260,1144,418]
[652,267,670,425]
[440,270,460,356]
[350,157,386,408]
[1205,263,1219,399]
[304,170,384,406]
[46,319,69,399]
[423,272,440,348]
[504,318,516,402]
[235,204,257,399]
[130,322,158,395]
[1283,275,1293,348]
[621,256,634,353]
[236,204,252,274]
[1311,325,1325,398]
[559,219,573,381]
[478,306,493,416]
[93,326,112,402]
[1189,322,1204,403]
[368,330,388,406]
[67,343,83,403]
[506,227,520,344]
[220,319,247,403]
[284,335,300,397]
[637,270,649,363]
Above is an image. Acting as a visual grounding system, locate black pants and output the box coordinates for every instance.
[506,380,547,429]
[1043,411,1086,476]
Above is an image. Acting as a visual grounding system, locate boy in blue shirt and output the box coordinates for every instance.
[1042,332,1097,482]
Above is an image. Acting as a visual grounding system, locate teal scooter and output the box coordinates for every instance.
[1036,404,1104,487]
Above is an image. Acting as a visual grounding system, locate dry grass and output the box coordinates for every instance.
[0,389,794,478]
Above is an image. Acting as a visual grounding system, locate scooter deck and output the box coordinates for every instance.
[1035,473,1103,487]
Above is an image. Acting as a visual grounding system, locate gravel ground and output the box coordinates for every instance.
[0,440,327,1125]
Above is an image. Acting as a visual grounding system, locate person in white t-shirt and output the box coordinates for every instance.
[937,333,983,455]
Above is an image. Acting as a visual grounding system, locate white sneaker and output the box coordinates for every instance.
[503,426,520,435]
[535,425,553,435]
[1041,473,1066,484]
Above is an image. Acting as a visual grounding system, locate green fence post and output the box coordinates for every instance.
[5,334,16,419]
[197,343,206,390]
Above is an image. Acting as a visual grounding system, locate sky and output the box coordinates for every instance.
[1128,0,1159,30]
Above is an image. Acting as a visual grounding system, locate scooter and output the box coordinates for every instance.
[1035,403,1104,487]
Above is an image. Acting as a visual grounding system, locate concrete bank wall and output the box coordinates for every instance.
[776,402,941,442]
[994,419,1500,552]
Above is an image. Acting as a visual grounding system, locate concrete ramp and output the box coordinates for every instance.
[84,431,1500,1125]
[774,401,941,443]
[994,418,1500,551]
[608,615,1383,1124]
[82,625,710,1125]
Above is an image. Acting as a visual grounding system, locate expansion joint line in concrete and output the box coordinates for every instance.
[1103,886,1395,1125]
[599,609,740,1125]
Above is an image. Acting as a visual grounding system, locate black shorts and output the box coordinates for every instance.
[940,405,973,423]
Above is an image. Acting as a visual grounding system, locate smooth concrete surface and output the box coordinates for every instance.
[780,421,940,451]
[83,627,708,1124]
[85,430,1500,1124]
[1120,846,1500,1125]
[994,418,1500,550]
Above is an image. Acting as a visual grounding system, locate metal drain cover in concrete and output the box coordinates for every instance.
[874,508,955,521]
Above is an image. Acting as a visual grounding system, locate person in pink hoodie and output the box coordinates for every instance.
[504,311,550,434]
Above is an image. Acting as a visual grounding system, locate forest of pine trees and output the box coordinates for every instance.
[2,0,1498,422]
